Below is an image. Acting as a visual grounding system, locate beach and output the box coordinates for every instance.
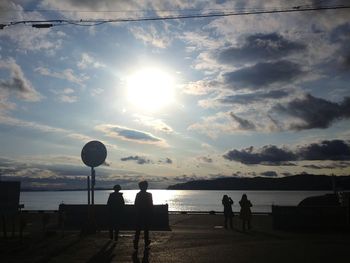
[1,213,350,263]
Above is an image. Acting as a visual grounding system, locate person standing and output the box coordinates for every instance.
[222,195,234,229]
[239,194,252,231]
[133,181,153,250]
[107,184,125,241]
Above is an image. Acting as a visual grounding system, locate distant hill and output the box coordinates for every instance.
[167,174,350,190]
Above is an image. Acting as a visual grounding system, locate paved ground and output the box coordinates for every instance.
[1,214,350,263]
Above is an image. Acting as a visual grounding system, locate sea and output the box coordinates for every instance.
[20,190,332,213]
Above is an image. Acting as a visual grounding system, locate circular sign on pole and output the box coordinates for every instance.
[81,140,107,168]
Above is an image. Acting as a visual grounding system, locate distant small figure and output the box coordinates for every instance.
[133,181,153,250]
[239,194,252,231]
[107,184,125,241]
[222,195,234,229]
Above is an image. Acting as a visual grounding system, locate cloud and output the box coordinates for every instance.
[188,112,234,139]
[77,53,105,69]
[159,157,173,164]
[0,114,67,133]
[217,33,305,64]
[35,67,88,86]
[298,140,350,161]
[95,124,166,145]
[223,60,303,90]
[129,24,172,48]
[195,93,350,135]
[303,161,350,169]
[0,114,100,145]
[182,79,219,95]
[330,22,350,43]
[274,94,350,130]
[165,157,172,164]
[260,171,278,177]
[220,90,289,105]
[197,156,213,163]
[134,115,173,133]
[120,155,173,165]
[39,0,202,20]
[0,58,42,102]
[329,22,350,70]
[224,139,350,165]
[224,145,297,165]
[188,110,264,138]
[230,112,256,130]
[120,156,151,165]
[51,88,77,103]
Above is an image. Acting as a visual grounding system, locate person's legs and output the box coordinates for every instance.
[144,228,150,247]
[229,216,233,229]
[134,228,140,249]
[109,227,113,239]
[242,219,246,231]
[114,227,119,241]
[224,216,228,228]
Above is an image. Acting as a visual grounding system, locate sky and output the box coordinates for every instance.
[0,0,350,189]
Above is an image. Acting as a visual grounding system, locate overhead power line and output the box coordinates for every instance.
[0,4,349,29]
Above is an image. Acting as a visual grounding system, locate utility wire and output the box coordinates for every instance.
[1,4,349,29]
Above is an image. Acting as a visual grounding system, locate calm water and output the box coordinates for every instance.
[20,190,332,213]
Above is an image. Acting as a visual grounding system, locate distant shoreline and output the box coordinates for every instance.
[17,174,350,191]
[167,174,350,191]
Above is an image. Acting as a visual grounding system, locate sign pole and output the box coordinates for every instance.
[87,175,90,205]
[91,167,95,205]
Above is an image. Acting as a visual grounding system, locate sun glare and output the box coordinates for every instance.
[126,68,175,111]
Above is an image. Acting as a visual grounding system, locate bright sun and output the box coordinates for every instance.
[126,68,175,111]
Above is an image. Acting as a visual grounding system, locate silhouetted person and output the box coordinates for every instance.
[107,184,125,241]
[222,195,234,229]
[133,181,153,250]
[239,194,252,231]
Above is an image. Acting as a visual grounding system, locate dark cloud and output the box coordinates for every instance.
[164,157,172,164]
[330,22,350,70]
[303,162,350,169]
[230,112,256,130]
[218,33,305,64]
[220,90,289,105]
[298,140,350,161]
[260,171,278,177]
[330,23,350,43]
[274,94,350,130]
[223,60,303,90]
[224,139,350,165]
[223,145,297,164]
[120,155,151,165]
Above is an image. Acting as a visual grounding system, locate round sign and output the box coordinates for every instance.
[81,141,107,168]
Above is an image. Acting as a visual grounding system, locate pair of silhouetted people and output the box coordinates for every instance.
[222,194,253,231]
[107,181,153,249]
